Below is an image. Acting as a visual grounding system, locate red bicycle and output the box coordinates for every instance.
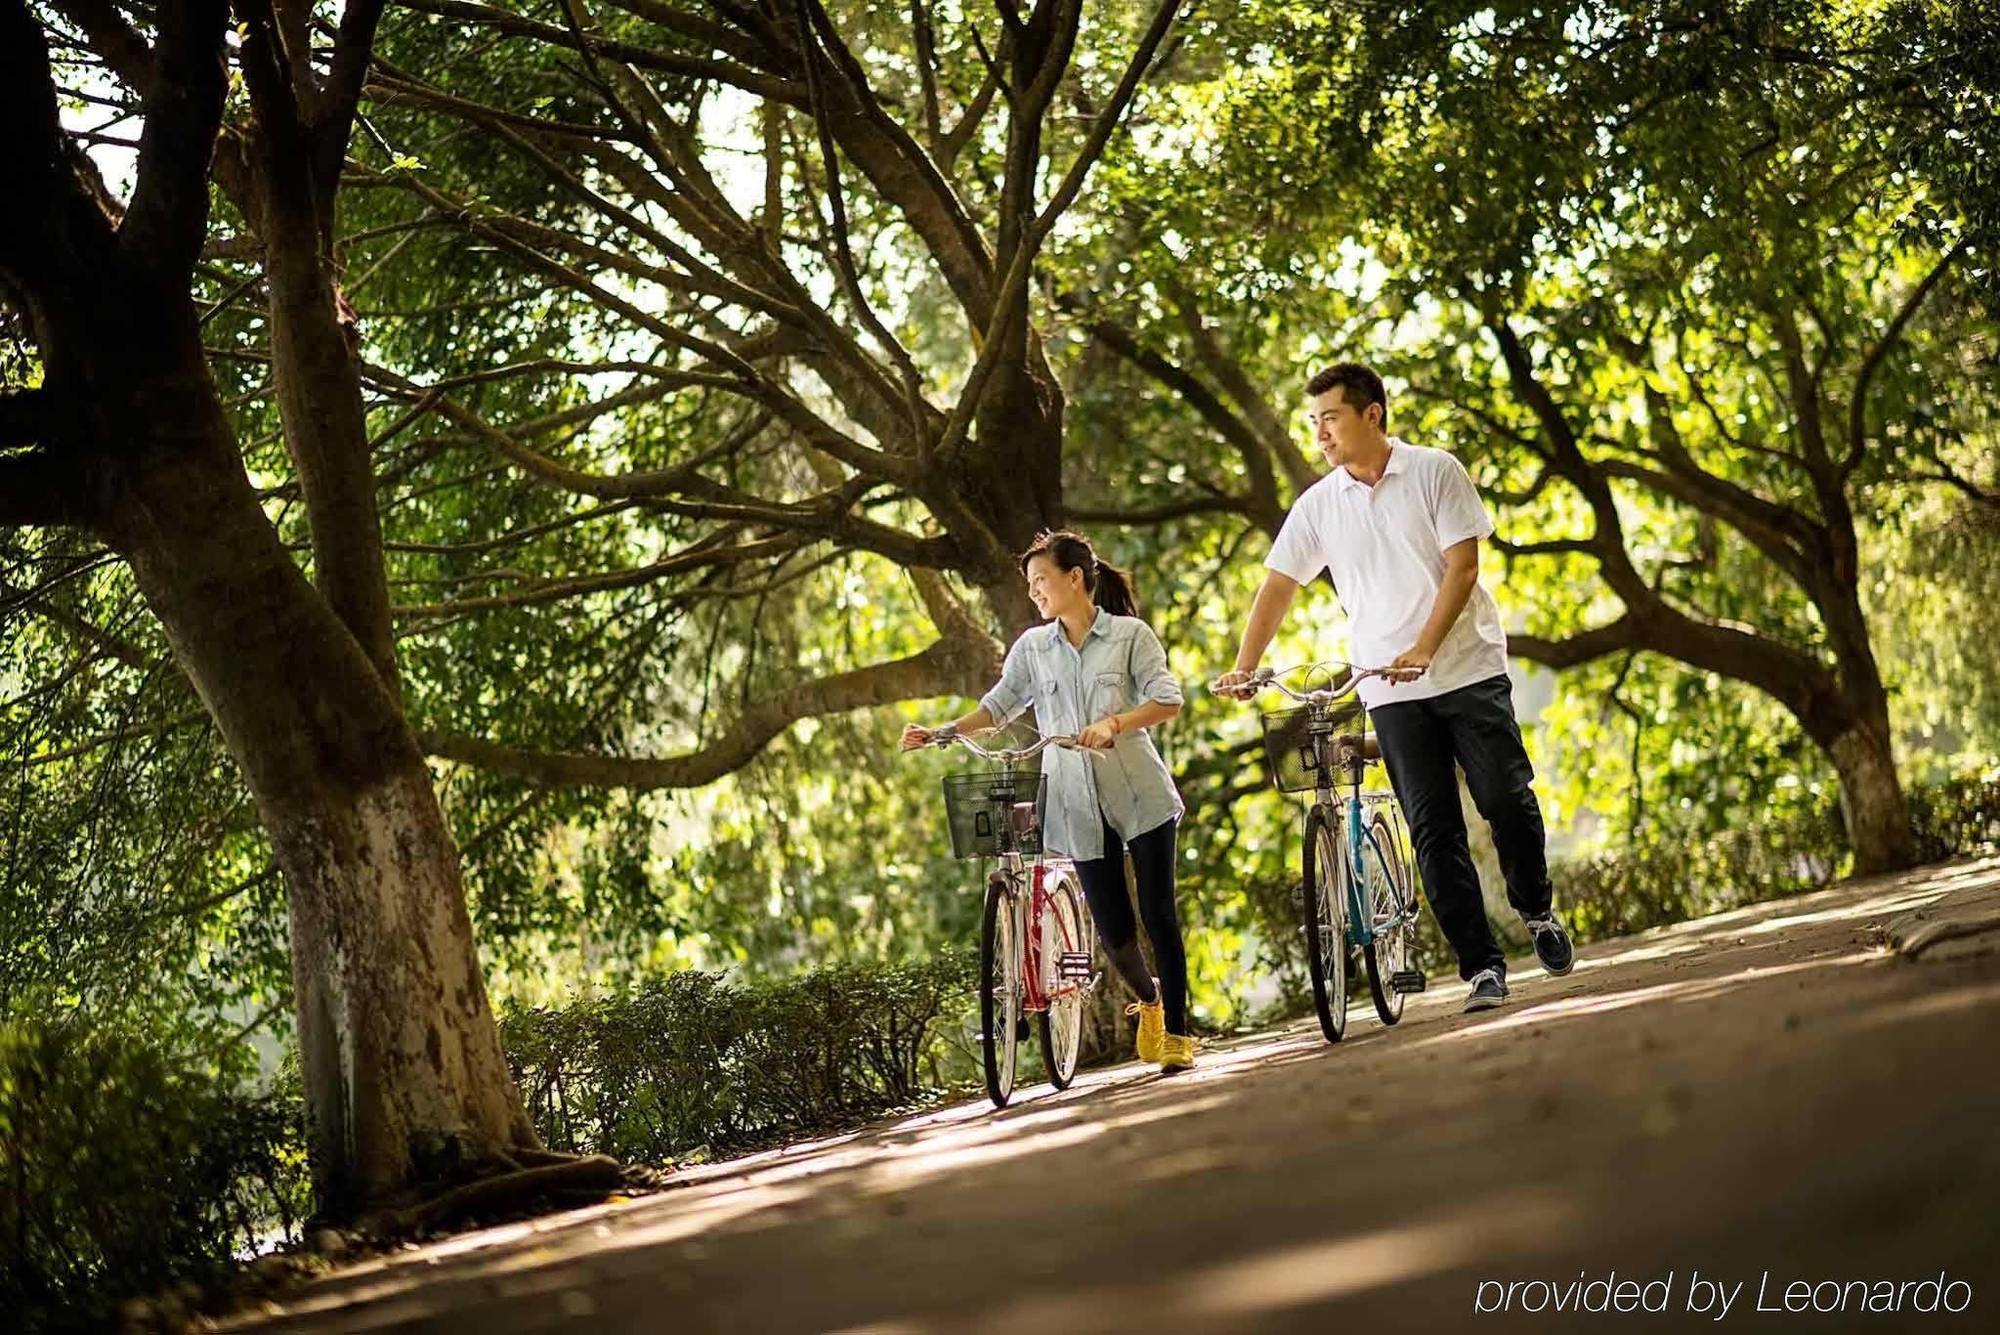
[922,727,1098,1107]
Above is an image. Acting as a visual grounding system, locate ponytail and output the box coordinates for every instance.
[1017,529,1143,619]
[1090,560,1139,618]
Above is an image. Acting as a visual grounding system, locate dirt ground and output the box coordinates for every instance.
[227,858,2000,1334]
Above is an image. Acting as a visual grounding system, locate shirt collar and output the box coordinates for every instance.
[1333,437,1408,490]
[1047,606,1109,645]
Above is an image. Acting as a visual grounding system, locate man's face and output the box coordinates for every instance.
[1306,387,1380,468]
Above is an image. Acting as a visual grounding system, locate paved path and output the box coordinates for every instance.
[232,859,2000,1333]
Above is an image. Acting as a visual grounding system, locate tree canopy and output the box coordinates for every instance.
[3,0,1997,1213]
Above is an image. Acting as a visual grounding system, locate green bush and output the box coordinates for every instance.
[1552,801,1848,944]
[1559,768,2000,944]
[502,949,978,1165]
[0,1017,307,1333]
[1912,768,2000,861]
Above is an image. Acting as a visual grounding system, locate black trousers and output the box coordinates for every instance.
[1369,674,1553,980]
[1071,817,1189,1035]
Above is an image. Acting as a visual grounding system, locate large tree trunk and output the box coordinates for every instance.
[1825,716,1917,876]
[6,0,531,1217]
[1814,565,1919,875]
[964,347,1068,638]
[93,334,534,1214]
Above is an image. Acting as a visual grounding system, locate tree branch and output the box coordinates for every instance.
[391,0,805,101]
[1085,316,1282,532]
[1029,0,1183,238]
[783,0,996,322]
[1506,617,1643,670]
[1,0,114,291]
[314,0,389,198]
[120,0,229,279]
[419,634,991,789]
[1168,278,1314,494]
[1490,534,1598,559]
[1067,496,1248,526]
[48,0,157,94]
[1843,235,1967,478]
[392,534,809,620]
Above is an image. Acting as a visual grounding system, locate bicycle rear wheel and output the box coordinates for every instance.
[1301,804,1350,1043]
[1360,816,1414,1026]
[979,874,1021,1107]
[1037,870,1090,1090]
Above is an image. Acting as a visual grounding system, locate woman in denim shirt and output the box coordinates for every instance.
[900,531,1196,1072]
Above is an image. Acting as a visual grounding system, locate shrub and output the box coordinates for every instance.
[502,949,978,1165]
[1911,768,2000,861]
[1552,801,1848,944]
[0,1017,307,1332]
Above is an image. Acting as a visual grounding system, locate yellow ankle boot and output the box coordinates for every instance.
[1125,982,1165,1064]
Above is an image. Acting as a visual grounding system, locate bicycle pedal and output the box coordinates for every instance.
[1390,970,1427,994]
[1057,951,1094,980]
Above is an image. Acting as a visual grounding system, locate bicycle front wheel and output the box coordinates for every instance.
[1360,816,1415,1026]
[979,875,1021,1107]
[1301,804,1350,1044]
[1038,869,1091,1091]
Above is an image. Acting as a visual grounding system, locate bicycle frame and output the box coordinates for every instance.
[1222,664,1421,952]
[986,855,1092,1014]
[937,729,1096,1014]
[1316,770,1419,952]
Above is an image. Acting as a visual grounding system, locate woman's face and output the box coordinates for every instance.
[1024,553,1084,619]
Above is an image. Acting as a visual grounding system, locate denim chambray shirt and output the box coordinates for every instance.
[979,611,1185,861]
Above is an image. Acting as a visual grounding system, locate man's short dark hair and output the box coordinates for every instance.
[1305,363,1387,426]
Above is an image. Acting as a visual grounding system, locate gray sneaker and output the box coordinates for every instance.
[1462,967,1509,1013]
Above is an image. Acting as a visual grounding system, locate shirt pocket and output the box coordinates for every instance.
[1091,670,1129,718]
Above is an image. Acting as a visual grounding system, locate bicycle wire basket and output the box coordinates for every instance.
[1258,698,1367,794]
[941,768,1049,860]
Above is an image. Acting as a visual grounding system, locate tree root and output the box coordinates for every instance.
[357,1150,627,1238]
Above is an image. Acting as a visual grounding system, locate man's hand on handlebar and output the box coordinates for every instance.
[1385,647,1433,684]
[1213,667,1265,700]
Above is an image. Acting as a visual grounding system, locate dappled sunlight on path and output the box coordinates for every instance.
[230,858,2000,1333]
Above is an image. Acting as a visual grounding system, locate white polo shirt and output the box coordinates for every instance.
[1265,438,1509,708]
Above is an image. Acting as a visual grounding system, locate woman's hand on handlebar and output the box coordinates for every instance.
[1077,718,1119,750]
[898,723,937,751]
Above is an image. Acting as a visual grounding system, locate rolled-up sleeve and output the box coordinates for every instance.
[979,634,1036,724]
[1131,622,1183,707]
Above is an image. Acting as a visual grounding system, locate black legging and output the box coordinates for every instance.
[1071,816,1190,1036]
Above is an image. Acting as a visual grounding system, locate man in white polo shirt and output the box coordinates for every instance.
[1217,363,1573,1012]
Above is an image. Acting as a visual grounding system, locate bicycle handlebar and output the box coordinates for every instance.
[1206,661,1416,703]
[927,727,1079,763]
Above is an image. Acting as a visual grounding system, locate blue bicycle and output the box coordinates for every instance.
[1215,664,1425,1043]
